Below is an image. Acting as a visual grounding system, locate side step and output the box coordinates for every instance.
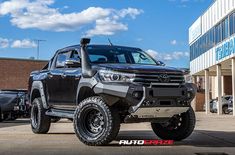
[45,108,75,119]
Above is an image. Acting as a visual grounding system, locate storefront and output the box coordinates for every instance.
[189,0,235,116]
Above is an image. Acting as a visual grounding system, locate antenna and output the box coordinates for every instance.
[34,39,46,60]
[108,38,113,46]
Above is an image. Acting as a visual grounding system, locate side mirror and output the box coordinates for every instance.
[65,58,81,67]
[156,61,165,66]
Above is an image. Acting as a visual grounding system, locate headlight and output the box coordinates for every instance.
[98,70,135,83]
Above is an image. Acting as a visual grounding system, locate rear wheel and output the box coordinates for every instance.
[30,98,51,134]
[151,107,195,141]
[74,96,120,146]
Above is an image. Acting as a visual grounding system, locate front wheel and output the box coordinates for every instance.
[74,96,120,146]
[151,107,196,141]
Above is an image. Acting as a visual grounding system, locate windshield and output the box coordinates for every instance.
[87,47,157,65]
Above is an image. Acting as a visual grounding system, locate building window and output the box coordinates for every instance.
[229,13,235,36]
[190,13,232,61]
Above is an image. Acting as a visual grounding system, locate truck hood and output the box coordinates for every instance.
[95,64,183,74]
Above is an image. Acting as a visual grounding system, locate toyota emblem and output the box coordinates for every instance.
[158,74,170,83]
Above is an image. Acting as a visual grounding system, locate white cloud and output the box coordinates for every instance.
[85,8,143,37]
[11,39,37,48]
[85,18,128,37]
[170,39,177,45]
[0,0,143,36]
[0,37,9,48]
[118,8,143,19]
[146,49,189,61]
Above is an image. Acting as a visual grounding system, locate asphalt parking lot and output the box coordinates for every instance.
[0,112,234,155]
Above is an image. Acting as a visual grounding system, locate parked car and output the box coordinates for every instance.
[204,96,233,114]
[0,90,30,122]
[203,99,217,112]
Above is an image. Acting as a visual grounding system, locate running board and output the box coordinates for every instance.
[45,108,74,119]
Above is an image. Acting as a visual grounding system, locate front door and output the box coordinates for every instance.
[62,68,81,104]
[46,50,72,106]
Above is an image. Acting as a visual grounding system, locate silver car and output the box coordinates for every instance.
[203,95,233,114]
[211,95,233,114]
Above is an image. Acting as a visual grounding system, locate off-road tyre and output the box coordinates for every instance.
[74,96,120,146]
[151,107,196,141]
[30,98,51,134]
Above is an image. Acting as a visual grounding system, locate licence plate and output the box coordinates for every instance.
[153,88,182,97]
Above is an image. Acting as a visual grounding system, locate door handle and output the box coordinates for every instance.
[48,73,53,79]
[61,73,67,78]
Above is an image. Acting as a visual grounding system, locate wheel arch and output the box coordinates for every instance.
[30,81,48,109]
[76,86,96,104]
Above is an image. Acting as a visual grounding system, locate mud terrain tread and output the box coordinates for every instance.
[151,107,195,141]
[74,96,120,146]
[31,98,51,134]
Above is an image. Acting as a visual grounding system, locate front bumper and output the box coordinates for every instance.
[94,82,196,118]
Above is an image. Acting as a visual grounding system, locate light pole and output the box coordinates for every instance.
[34,39,46,60]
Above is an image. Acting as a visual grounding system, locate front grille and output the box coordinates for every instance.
[133,73,184,86]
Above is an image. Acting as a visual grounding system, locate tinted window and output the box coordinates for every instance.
[131,52,156,64]
[117,54,127,63]
[71,50,80,59]
[56,51,71,68]
[87,47,157,65]
[89,55,108,63]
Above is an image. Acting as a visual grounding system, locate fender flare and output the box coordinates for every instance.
[31,81,49,109]
[75,77,98,104]
[76,77,124,106]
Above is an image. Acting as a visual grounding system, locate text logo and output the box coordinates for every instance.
[119,140,174,145]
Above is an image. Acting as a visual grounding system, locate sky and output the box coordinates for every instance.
[0,0,213,67]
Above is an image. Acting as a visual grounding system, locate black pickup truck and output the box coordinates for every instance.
[28,38,196,146]
[0,90,29,122]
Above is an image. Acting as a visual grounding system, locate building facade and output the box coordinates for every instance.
[189,0,235,116]
[0,58,48,90]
